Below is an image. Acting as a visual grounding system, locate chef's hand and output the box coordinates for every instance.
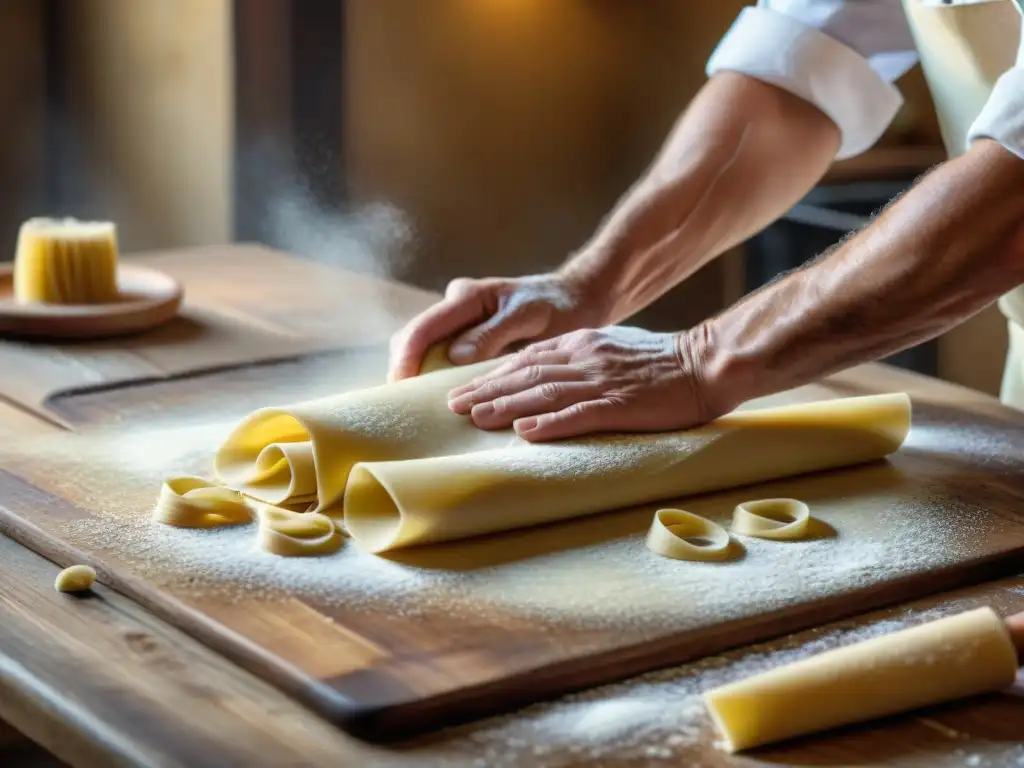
[447,325,722,442]
[388,272,604,383]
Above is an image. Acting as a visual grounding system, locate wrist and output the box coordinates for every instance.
[675,322,756,419]
[557,249,621,327]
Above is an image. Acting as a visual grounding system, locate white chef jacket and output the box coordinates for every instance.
[706,0,1024,161]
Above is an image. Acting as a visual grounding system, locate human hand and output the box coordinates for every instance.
[388,272,605,382]
[447,325,721,442]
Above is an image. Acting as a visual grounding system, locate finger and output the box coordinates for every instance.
[448,302,549,365]
[468,381,603,429]
[388,293,489,382]
[448,364,585,414]
[478,345,569,382]
[514,399,624,442]
[1006,612,1024,660]
[448,350,570,400]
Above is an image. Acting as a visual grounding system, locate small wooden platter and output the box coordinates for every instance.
[0,264,183,340]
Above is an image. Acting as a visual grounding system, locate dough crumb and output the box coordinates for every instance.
[55,564,97,593]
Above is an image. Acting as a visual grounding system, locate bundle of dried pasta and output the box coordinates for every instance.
[13,217,119,305]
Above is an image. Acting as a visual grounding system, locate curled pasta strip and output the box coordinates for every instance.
[646,509,732,561]
[731,498,811,540]
[255,504,343,557]
[153,476,252,528]
[154,476,342,557]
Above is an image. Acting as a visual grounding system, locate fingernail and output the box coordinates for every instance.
[472,402,494,419]
[514,416,538,433]
[449,342,476,363]
[448,395,471,414]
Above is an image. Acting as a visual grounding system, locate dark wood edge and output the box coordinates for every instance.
[4,453,1024,744]
[44,344,390,426]
[44,351,339,412]
[0,471,360,728]
[329,546,1024,742]
[6,381,1024,743]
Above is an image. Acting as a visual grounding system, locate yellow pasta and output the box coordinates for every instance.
[645,509,732,561]
[730,499,812,540]
[14,217,119,305]
[704,607,1019,752]
[54,564,97,593]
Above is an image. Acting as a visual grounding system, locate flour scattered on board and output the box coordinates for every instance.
[6,409,1024,763]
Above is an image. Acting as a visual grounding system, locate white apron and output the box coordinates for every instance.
[901,0,1023,404]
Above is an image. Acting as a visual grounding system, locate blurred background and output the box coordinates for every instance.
[1,0,1001,394]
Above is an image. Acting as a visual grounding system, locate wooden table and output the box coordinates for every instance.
[2,257,1024,767]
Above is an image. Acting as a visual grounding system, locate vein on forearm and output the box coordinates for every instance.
[564,72,841,325]
[707,141,1024,404]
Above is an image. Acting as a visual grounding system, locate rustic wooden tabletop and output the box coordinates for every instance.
[1,247,1023,767]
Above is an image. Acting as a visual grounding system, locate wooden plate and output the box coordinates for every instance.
[0,264,183,340]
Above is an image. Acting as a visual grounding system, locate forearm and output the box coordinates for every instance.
[694,140,1024,414]
[562,71,841,325]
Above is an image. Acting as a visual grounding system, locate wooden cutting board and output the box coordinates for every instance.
[2,355,1024,743]
[0,244,436,428]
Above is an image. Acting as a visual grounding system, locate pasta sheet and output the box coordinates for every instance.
[207,354,911,553]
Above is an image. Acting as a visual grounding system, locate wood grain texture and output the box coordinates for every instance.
[5,351,1024,743]
[3,529,1024,766]
[0,244,437,427]
[3,356,1024,763]
[0,532,380,767]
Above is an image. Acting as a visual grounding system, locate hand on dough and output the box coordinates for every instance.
[447,326,717,441]
[388,272,601,383]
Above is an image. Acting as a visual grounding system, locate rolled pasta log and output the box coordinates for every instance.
[731,499,811,540]
[342,393,910,553]
[646,509,732,561]
[704,607,1019,753]
[168,341,911,554]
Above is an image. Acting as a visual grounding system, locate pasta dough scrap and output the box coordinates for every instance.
[55,564,96,593]
[155,476,252,528]
[255,504,343,557]
[731,499,811,540]
[152,477,342,557]
[14,217,119,305]
[645,509,732,561]
[704,607,1019,753]
[158,345,912,554]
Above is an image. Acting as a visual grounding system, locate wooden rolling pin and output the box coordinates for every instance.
[704,607,1024,753]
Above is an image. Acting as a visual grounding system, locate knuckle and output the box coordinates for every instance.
[538,382,562,401]
[565,401,590,418]
[492,395,511,414]
[445,277,476,297]
[523,365,544,384]
[514,348,536,366]
[584,356,611,375]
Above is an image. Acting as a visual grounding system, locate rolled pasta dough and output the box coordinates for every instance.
[211,374,910,552]
[159,344,911,553]
[704,607,1019,753]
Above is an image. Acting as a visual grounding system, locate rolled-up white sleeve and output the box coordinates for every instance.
[706,1,919,160]
[967,32,1024,160]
